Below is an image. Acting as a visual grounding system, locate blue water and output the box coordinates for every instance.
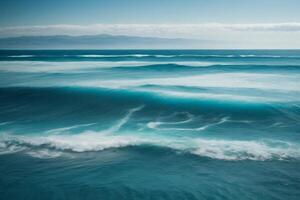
[0,50,300,200]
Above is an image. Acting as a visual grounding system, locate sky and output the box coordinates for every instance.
[0,0,300,48]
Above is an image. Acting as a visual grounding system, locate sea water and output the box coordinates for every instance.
[0,50,299,199]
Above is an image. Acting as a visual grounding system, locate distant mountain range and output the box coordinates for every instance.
[0,34,210,49]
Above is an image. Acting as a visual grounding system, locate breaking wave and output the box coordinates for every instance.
[1,132,299,161]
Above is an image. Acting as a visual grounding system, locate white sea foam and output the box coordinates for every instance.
[147,117,228,131]
[105,105,144,133]
[147,117,193,129]
[0,133,146,152]
[153,55,176,58]
[140,89,282,102]
[26,149,62,159]
[177,54,238,58]
[147,112,194,129]
[0,105,145,157]
[77,54,150,58]
[191,139,300,161]
[45,123,97,134]
[0,140,27,155]
[7,55,35,58]
[1,133,299,161]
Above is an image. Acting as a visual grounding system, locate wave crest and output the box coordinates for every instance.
[1,132,299,161]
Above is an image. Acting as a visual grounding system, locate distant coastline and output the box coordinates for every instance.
[0,34,211,49]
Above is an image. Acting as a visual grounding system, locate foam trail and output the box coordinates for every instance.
[7,55,35,58]
[41,105,144,139]
[147,117,228,131]
[0,122,13,126]
[105,105,144,133]
[147,115,193,129]
[45,123,97,134]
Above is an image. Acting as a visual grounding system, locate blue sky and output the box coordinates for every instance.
[0,0,299,48]
[1,0,300,26]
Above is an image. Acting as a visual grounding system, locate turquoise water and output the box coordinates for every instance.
[0,50,300,200]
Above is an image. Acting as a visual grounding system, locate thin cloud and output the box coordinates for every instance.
[0,23,300,38]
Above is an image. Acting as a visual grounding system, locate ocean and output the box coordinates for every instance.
[0,50,299,200]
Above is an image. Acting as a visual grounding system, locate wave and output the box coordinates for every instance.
[26,149,63,159]
[239,55,300,58]
[1,60,300,75]
[74,72,300,93]
[0,85,299,161]
[176,54,300,58]
[1,86,299,148]
[3,54,300,59]
[0,87,299,121]
[106,64,300,77]
[1,132,299,161]
[136,89,286,103]
[75,54,251,58]
[0,61,221,73]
